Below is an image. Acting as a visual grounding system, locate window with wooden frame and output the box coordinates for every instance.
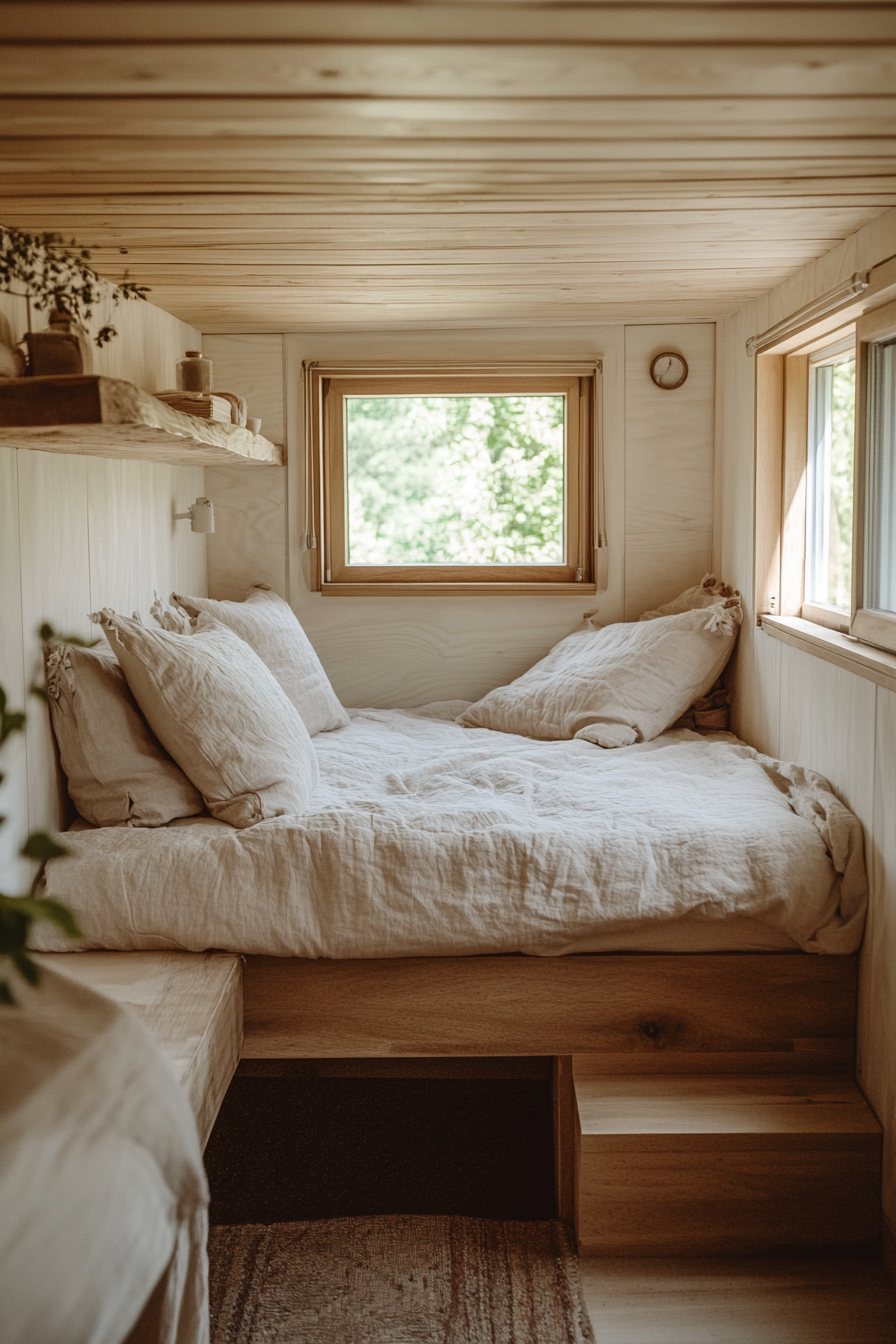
[753,258,896,654]
[304,363,603,596]
[852,297,896,654]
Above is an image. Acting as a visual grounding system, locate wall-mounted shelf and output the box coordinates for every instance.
[0,374,283,468]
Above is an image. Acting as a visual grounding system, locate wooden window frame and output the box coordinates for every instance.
[754,322,857,635]
[305,363,599,597]
[852,296,896,655]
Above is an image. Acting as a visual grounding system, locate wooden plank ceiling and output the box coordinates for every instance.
[2,2,895,332]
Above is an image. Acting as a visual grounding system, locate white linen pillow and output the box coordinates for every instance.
[45,643,204,827]
[166,585,349,737]
[458,599,743,748]
[90,609,320,828]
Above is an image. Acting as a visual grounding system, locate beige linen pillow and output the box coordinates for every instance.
[90,610,320,828]
[45,644,204,828]
[458,599,743,748]
[167,585,349,737]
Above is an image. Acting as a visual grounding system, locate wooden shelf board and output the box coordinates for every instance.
[0,374,283,468]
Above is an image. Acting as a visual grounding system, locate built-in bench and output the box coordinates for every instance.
[37,950,242,1149]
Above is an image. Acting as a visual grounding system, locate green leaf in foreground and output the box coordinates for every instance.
[20,833,70,864]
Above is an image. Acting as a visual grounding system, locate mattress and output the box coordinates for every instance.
[35,706,867,959]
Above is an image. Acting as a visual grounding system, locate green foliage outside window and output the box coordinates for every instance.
[828,359,855,610]
[345,394,566,565]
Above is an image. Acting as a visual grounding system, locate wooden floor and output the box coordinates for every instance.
[580,1254,896,1344]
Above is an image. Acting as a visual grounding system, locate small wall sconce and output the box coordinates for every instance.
[175,497,215,534]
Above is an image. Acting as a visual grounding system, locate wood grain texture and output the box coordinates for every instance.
[0,6,892,332]
[574,1073,882,1136]
[623,323,715,618]
[241,953,858,1064]
[579,1253,896,1343]
[576,1074,881,1255]
[553,1056,577,1227]
[37,951,243,1148]
[0,375,283,467]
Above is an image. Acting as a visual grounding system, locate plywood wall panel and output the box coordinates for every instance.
[201,334,284,444]
[623,323,715,619]
[204,464,288,602]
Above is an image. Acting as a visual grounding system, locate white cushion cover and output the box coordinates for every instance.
[458,600,742,748]
[91,609,320,828]
[44,643,203,827]
[168,586,349,737]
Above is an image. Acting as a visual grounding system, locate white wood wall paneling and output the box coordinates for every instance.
[169,465,209,601]
[85,458,206,619]
[16,450,92,839]
[776,642,877,825]
[623,323,715,620]
[0,294,208,884]
[0,447,30,892]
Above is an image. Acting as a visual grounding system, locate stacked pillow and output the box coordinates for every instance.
[47,588,345,830]
[89,610,320,829]
[165,586,349,737]
[459,579,742,749]
[45,643,204,828]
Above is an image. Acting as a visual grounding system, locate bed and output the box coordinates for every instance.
[35,703,866,961]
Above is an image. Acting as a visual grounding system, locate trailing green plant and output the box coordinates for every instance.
[0,624,91,1005]
[0,225,149,348]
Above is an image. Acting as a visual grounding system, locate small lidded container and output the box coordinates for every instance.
[176,350,213,394]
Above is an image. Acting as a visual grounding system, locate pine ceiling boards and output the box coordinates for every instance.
[1,2,895,333]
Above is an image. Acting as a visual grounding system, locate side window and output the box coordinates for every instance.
[805,341,856,613]
[853,299,896,653]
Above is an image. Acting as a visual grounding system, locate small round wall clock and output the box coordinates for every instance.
[649,352,688,390]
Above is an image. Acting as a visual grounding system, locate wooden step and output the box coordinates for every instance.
[573,1071,882,1256]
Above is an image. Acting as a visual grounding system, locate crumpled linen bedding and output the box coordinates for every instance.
[36,705,867,958]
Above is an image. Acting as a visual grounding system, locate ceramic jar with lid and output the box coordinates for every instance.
[176,350,213,394]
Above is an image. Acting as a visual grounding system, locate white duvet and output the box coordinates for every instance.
[37,706,867,958]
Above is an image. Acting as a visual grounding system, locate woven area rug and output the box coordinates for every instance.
[209,1215,595,1343]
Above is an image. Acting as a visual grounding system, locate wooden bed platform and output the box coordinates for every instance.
[43,947,880,1254]
[242,951,858,1071]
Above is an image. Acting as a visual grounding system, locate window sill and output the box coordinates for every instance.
[761,615,896,694]
[321,581,599,597]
